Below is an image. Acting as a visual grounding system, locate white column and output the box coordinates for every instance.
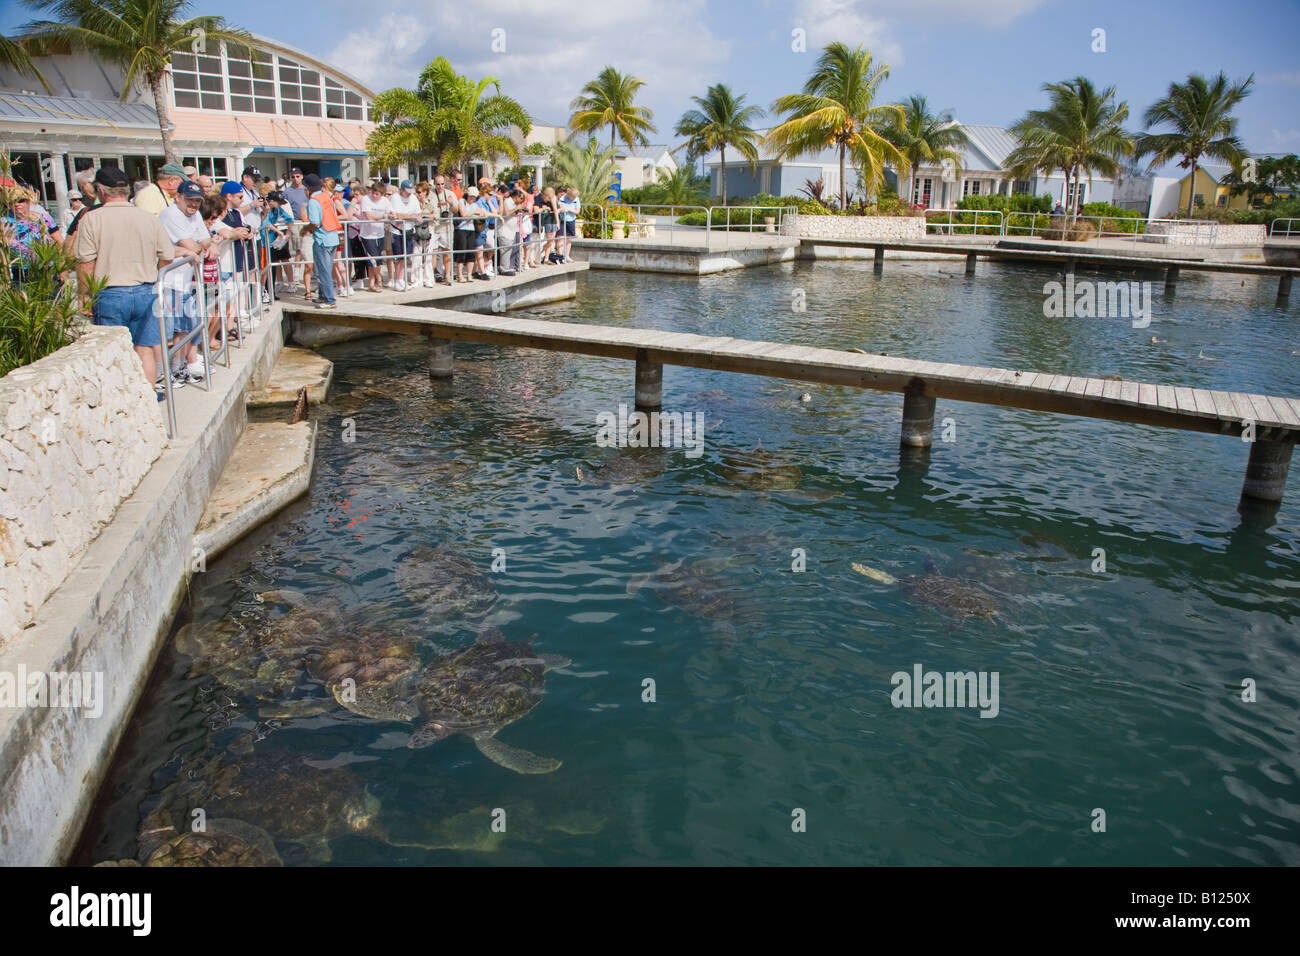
[49,151,70,224]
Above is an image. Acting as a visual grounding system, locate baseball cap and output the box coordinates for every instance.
[219,180,244,195]
[465,186,479,198]
[176,180,204,199]
[303,173,323,191]
[182,165,198,176]
[242,166,260,179]
[69,191,82,200]
[334,184,344,192]
[290,166,303,174]
[400,179,413,190]
[94,166,129,188]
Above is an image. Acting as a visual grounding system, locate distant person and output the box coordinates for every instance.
[388,179,421,290]
[356,179,390,293]
[158,180,213,384]
[196,173,215,196]
[74,166,176,394]
[135,162,186,216]
[304,173,339,309]
[558,187,580,262]
[1052,201,1064,216]
[61,192,83,232]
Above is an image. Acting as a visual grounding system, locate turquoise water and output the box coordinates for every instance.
[78,260,1300,866]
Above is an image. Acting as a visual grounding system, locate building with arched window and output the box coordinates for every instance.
[0,33,375,220]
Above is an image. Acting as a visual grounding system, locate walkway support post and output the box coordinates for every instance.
[1165,266,1179,294]
[874,246,885,273]
[965,253,977,276]
[1279,274,1292,300]
[1241,437,1294,503]
[900,385,937,448]
[428,336,454,378]
[635,350,662,411]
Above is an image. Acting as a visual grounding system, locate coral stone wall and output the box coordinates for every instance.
[0,327,165,645]
[781,213,927,241]
[1144,221,1266,246]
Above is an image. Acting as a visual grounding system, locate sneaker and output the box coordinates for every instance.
[316,302,337,310]
[261,291,271,304]
[498,270,517,277]
[170,371,189,388]
[396,279,407,291]
[424,279,436,288]
[185,361,206,381]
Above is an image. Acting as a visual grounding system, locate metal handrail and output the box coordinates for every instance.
[154,230,270,438]
[705,205,796,245]
[1271,218,1299,239]
[924,208,1005,237]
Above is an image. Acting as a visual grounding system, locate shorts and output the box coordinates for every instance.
[93,283,161,349]
[360,237,384,266]
[390,230,411,257]
[297,230,314,259]
[474,229,488,249]
[162,286,200,337]
[453,228,475,262]
[270,243,291,264]
[562,219,576,237]
[435,223,453,250]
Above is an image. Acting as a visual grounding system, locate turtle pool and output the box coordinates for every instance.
[76,261,1300,865]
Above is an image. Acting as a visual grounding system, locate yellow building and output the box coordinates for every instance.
[1176,164,1250,213]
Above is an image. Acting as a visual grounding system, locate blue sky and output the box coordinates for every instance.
[4,0,1298,166]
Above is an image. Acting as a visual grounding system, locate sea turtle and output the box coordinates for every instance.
[718,445,802,491]
[133,812,283,867]
[395,545,497,619]
[306,626,422,721]
[196,751,386,862]
[406,627,569,774]
[852,556,1001,629]
[626,557,739,622]
[589,448,669,486]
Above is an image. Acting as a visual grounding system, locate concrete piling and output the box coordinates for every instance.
[635,352,662,410]
[965,253,977,276]
[1279,274,1292,300]
[1165,266,1179,294]
[428,336,454,378]
[874,246,885,273]
[900,389,937,448]
[1241,437,1294,503]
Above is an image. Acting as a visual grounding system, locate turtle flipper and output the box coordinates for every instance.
[475,734,561,774]
[538,654,571,671]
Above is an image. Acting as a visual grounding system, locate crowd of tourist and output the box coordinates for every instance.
[3,159,582,396]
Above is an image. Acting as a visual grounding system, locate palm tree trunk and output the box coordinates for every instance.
[1186,158,1197,218]
[839,143,847,211]
[720,144,726,206]
[150,73,177,164]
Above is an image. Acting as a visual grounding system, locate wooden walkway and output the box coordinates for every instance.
[291,301,1298,502]
[805,238,1299,294]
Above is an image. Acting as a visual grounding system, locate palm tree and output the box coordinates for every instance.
[0,35,51,92]
[885,95,968,207]
[655,164,707,206]
[674,83,762,205]
[766,42,905,210]
[19,0,250,163]
[368,56,531,174]
[1134,72,1254,218]
[550,138,619,201]
[569,66,656,151]
[1004,76,1133,228]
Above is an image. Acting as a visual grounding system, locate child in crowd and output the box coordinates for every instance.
[557,187,580,262]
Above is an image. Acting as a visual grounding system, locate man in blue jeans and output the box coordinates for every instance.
[74,166,178,396]
[304,173,338,309]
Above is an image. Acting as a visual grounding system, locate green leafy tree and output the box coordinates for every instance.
[885,94,968,207]
[569,66,656,150]
[766,42,905,210]
[1134,71,1253,218]
[655,164,707,206]
[674,83,763,205]
[19,0,251,163]
[367,56,531,174]
[1004,76,1134,228]
[550,138,619,201]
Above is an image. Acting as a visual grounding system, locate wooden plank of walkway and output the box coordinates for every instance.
[291,302,1300,438]
[805,238,1300,278]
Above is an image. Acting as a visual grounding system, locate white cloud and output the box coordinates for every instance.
[325,0,729,135]
[790,0,902,66]
[1270,128,1300,144]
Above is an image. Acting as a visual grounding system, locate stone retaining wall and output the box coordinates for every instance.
[0,327,165,646]
[781,213,926,241]
[1144,221,1267,247]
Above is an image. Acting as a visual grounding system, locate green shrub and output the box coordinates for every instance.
[1078,201,1145,235]
[580,202,638,238]
[956,193,1052,214]
[1,239,93,378]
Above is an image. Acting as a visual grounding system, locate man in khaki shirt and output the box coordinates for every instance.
[75,166,179,392]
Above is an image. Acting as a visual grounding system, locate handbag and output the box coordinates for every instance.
[414,221,432,242]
